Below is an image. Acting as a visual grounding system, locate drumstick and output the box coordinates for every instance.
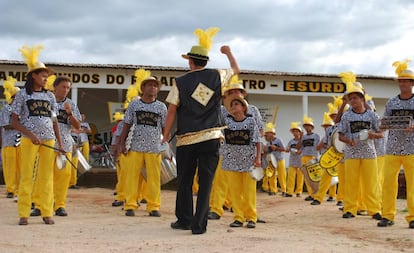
[271,105,279,125]
[40,143,78,169]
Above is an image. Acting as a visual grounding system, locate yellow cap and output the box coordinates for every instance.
[222,75,246,96]
[303,115,314,127]
[290,121,302,132]
[321,112,334,126]
[327,102,338,115]
[265,122,276,134]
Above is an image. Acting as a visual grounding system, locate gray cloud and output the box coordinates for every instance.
[1,0,414,76]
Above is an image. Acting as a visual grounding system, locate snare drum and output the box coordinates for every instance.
[301,159,322,193]
[266,153,277,169]
[319,129,344,170]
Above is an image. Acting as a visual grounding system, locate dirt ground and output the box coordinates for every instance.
[0,185,413,253]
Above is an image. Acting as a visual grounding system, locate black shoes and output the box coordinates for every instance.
[18,217,28,225]
[372,213,382,220]
[6,192,14,198]
[268,192,276,196]
[311,200,321,205]
[409,221,414,229]
[170,221,191,230]
[377,218,394,227]
[229,220,243,227]
[30,208,41,217]
[326,197,335,202]
[207,212,220,220]
[336,201,343,206]
[125,209,135,216]
[246,221,256,228]
[55,207,68,216]
[304,196,314,201]
[342,212,355,218]
[69,185,80,189]
[149,210,161,217]
[112,200,124,207]
[42,217,55,225]
[285,193,293,197]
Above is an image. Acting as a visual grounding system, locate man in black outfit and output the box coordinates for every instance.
[162,27,240,235]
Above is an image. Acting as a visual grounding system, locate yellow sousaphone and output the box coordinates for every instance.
[319,129,344,176]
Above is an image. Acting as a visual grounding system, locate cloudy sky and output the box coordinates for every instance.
[1,0,413,77]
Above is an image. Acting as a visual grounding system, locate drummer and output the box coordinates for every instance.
[337,72,382,220]
[118,71,167,217]
[285,122,304,197]
[220,95,261,228]
[311,111,337,205]
[297,115,321,201]
[262,122,287,196]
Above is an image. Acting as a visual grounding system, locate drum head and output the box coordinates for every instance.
[56,154,67,170]
[267,153,277,168]
[331,129,345,153]
[249,166,264,181]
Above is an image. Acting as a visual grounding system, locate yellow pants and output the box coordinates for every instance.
[313,169,333,202]
[209,157,229,216]
[286,166,304,195]
[262,159,287,193]
[343,158,380,216]
[377,156,385,207]
[224,170,257,223]
[137,174,147,202]
[124,151,161,212]
[18,137,55,218]
[1,146,21,195]
[114,154,127,202]
[382,155,414,223]
[53,152,72,210]
[82,142,90,162]
[302,156,316,196]
[69,155,79,187]
[336,162,345,202]
[192,168,199,194]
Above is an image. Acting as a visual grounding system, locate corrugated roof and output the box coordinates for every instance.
[0,59,394,80]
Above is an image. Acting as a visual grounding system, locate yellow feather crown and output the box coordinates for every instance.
[392,59,414,79]
[2,76,19,104]
[194,27,220,51]
[290,121,302,132]
[322,112,334,126]
[45,75,56,91]
[303,115,314,127]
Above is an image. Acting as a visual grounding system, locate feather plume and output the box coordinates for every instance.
[45,75,56,91]
[18,45,44,70]
[134,68,151,93]
[392,59,411,75]
[3,76,18,104]
[194,27,220,51]
[333,96,343,109]
[229,74,241,85]
[338,71,356,85]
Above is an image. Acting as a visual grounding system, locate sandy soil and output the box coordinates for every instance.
[0,185,413,253]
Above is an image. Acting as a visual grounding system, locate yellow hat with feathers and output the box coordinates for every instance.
[392,59,414,80]
[2,76,20,104]
[333,95,343,109]
[182,27,220,61]
[321,112,334,126]
[123,68,151,109]
[19,45,54,75]
[303,115,314,127]
[290,121,302,132]
[45,75,56,91]
[327,102,338,115]
[339,71,365,97]
[222,75,246,96]
[265,122,276,134]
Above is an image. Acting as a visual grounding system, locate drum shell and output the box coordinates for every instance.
[249,166,264,181]
[301,159,322,193]
[319,146,344,170]
[266,153,277,169]
[76,149,92,174]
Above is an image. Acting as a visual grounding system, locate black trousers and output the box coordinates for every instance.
[175,139,219,233]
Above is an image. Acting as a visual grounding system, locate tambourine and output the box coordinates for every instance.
[248,166,264,181]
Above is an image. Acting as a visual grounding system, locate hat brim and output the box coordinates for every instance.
[181,53,209,61]
[28,67,55,76]
[223,94,248,115]
[140,78,162,91]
